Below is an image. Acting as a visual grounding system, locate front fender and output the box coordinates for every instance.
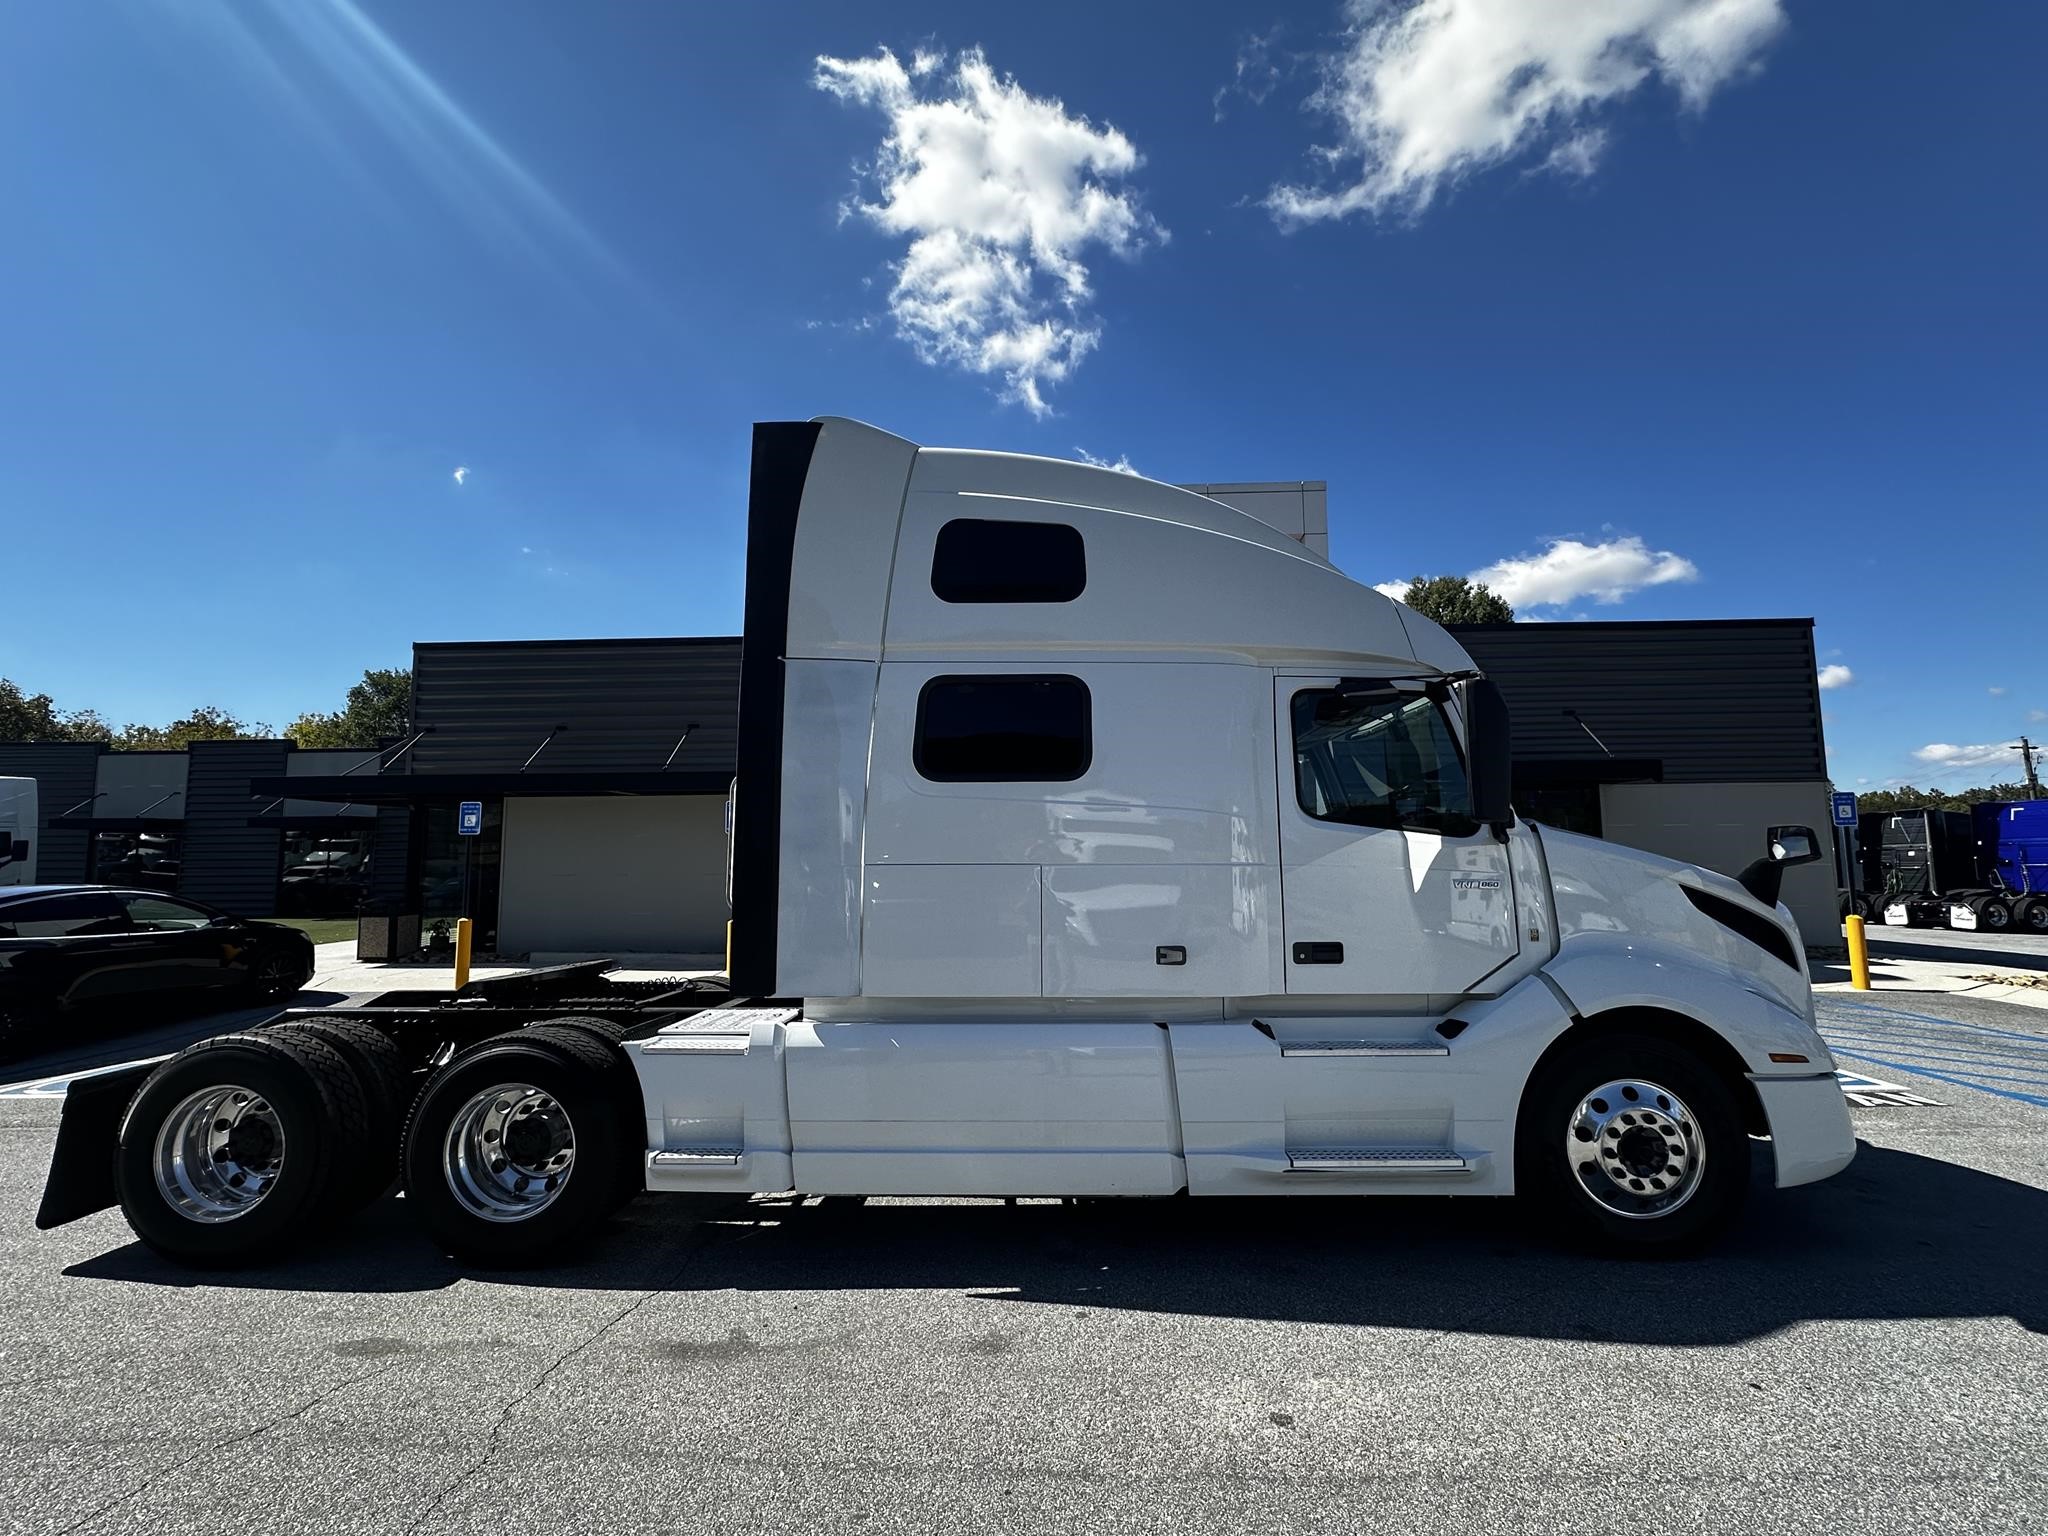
[1542,935,1833,1076]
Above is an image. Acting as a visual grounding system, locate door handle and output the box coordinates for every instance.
[1292,942,1344,965]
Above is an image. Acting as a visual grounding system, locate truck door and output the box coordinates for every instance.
[1276,676,1518,996]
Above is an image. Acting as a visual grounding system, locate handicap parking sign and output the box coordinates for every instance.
[1831,792,1857,827]
[458,801,483,836]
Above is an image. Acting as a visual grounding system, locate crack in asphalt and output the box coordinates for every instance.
[53,1358,403,1536]
[402,1287,662,1533]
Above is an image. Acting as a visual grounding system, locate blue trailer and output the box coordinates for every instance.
[1967,801,2048,933]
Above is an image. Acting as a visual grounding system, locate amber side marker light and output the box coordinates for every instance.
[1768,1052,1811,1064]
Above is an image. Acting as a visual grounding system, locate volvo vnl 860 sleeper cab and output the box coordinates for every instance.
[38,419,1855,1266]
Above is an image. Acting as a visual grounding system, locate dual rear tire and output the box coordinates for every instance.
[400,1023,643,1266]
[114,1017,640,1268]
[116,1031,374,1266]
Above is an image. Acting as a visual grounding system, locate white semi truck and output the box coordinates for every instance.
[38,419,1854,1265]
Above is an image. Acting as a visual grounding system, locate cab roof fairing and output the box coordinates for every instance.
[784,417,1478,679]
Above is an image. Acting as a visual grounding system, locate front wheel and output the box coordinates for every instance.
[1516,1033,1750,1254]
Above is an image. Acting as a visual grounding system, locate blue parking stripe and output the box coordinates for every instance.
[1820,1000,2048,1046]
[1817,1037,2048,1084]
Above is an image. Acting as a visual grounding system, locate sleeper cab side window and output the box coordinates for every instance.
[931,519,1086,603]
[1291,687,1477,837]
[914,675,1092,783]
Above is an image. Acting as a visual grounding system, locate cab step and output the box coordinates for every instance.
[1285,1149,1472,1173]
[1278,1040,1449,1057]
[649,1149,742,1167]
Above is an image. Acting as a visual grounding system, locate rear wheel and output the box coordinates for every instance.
[115,1032,368,1265]
[402,1033,632,1266]
[2017,898,2048,934]
[268,1019,411,1209]
[1517,1032,1749,1254]
[1978,897,2013,933]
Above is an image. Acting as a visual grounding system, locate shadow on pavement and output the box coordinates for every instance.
[1868,936,2048,974]
[62,1141,2048,1343]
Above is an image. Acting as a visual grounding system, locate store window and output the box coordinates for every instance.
[416,800,502,952]
[90,831,182,892]
[279,830,375,916]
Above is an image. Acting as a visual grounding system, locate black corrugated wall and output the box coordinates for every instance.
[0,742,98,883]
[180,740,289,913]
[1450,619,1825,783]
[411,637,742,779]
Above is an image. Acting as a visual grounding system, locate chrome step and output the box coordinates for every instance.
[1286,1149,1472,1173]
[1279,1040,1449,1058]
[650,1149,742,1167]
[641,1035,749,1055]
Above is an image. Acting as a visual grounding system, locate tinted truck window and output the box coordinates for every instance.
[915,675,1092,783]
[931,519,1086,603]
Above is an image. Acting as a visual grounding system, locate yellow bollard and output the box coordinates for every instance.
[455,917,474,990]
[1845,913,1871,990]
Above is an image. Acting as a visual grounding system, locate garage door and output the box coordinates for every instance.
[497,796,727,959]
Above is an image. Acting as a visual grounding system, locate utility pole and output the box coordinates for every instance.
[2018,736,2043,799]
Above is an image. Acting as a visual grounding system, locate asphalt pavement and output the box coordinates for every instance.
[1,988,2044,1535]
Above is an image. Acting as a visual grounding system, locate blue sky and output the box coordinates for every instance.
[2,1,2042,792]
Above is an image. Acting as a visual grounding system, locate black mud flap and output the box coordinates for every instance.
[34,1062,156,1230]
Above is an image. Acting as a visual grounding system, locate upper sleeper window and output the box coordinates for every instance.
[931,519,1086,604]
[914,675,1092,783]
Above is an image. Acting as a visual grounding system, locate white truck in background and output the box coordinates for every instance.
[0,778,35,886]
[41,419,1855,1267]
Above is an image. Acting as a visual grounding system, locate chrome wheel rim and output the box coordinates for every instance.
[1566,1078,1704,1220]
[152,1084,287,1223]
[443,1082,575,1223]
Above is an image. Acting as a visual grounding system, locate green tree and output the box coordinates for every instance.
[115,705,271,750]
[0,678,114,743]
[1851,781,2032,815]
[1394,575,1515,625]
[285,668,411,749]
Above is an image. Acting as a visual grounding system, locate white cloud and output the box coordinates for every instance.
[519,545,532,555]
[1988,685,2008,697]
[1214,25,1288,121]
[1074,446,1140,475]
[1374,580,1412,601]
[1817,664,1853,691]
[1267,0,1788,226]
[1913,741,2023,776]
[2031,709,2048,724]
[815,46,1164,416]
[452,466,469,486]
[1470,535,1698,609]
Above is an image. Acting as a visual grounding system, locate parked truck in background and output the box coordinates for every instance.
[37,418,1856,1269]
[0,779,36,887]
[1864,804,2048,933]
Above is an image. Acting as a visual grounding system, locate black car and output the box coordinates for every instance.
[0,886,315,1062]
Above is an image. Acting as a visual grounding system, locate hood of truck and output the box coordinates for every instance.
[1537,825,1815,1024]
